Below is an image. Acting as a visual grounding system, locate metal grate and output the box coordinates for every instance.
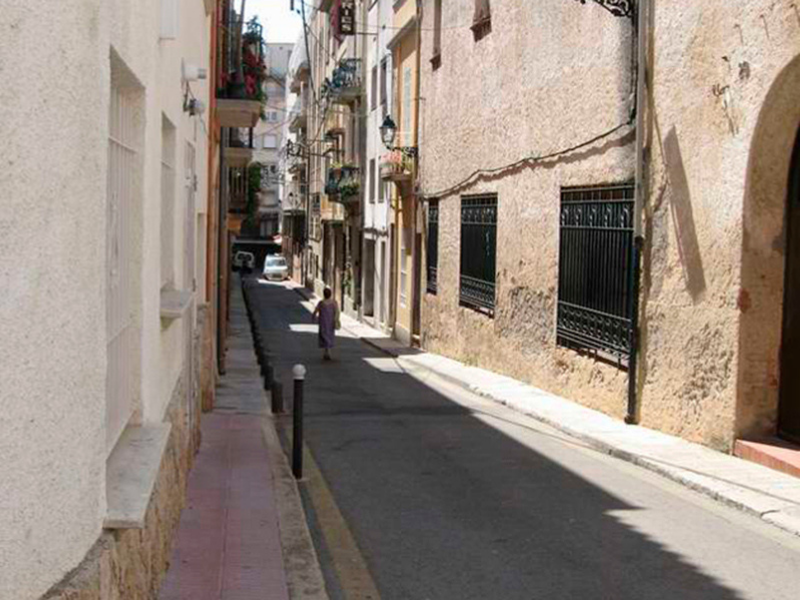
[427,200,439,294]
[557,184,634,363]
[460,195,497,314]
[106,83,139,453]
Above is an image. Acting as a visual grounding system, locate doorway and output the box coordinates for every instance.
[779,129,800,443]
[364,239,375,318]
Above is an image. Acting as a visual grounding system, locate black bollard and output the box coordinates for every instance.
[292,365,306,479]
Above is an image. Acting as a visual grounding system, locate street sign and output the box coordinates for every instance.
[339,0,356,36]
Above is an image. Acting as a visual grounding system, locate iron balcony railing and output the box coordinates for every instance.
[557,184,635,364]
[325,164,360,202]
[321,58,363,103]
[217,12,265,102]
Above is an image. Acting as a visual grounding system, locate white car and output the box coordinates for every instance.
[262,255,289,281]
[232,251,255,272]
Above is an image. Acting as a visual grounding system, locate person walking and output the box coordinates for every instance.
[312,287,340,361]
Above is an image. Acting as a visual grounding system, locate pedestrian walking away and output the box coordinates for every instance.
[312,287,340,361]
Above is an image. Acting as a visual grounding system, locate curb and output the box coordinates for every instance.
[356,333,800,538]
[262,417,330,600]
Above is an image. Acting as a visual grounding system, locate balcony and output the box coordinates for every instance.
[380,151,413,182]
[227,165,249,215]
[325,164,361,205]
[289,97,307,132]
[224,128,254,167]
[216,15,266,128]
[322,58,363,105]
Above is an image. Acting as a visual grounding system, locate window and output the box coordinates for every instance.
[402,67,412,146]
[400,227,410,306]
[160,115,176,287]
[557,185,635,364]
[107,58,142,454]
[263,134,278,149]
[380,58,388,116]
[369,158,376,203]
[371,64,378,112]
[427,200,439,294]
[378,174,385,202]
[460,195,497,315]
[432,0,443,68]
[472,0,492,41]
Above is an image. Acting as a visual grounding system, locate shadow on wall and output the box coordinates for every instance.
[663,127,707,303]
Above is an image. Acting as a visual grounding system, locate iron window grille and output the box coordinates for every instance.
[460,195,497,315]
[427,200,439,294]
[557,184,635,365]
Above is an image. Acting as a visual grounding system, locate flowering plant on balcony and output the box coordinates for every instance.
[242,18,267,105]
[337,176,360,199]
[379,150,413,179]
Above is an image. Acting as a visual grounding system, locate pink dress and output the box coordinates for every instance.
[317,300,338,349]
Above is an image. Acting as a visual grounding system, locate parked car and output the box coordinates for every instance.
[232,251,255,272]
[262,255,289,281]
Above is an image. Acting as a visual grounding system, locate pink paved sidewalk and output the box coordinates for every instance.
[158,412,289,600]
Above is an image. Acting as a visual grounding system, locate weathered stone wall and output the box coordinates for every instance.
[43,369,201,600]
[641,2,800,448]
[419,0,636,419]
[419,0,800,451]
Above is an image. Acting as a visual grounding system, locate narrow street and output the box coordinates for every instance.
[247,279,800,600]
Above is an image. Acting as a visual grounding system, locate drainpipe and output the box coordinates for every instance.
[626,0,649,425]
[411,0,423,345]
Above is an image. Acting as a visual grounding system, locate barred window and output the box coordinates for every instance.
[460,195,497,315]
[557,184,635,365]
[427,200,439,294]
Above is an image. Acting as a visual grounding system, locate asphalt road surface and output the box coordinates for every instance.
[247,278,800,600]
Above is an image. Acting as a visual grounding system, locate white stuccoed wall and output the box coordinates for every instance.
[0,1,109,598]
[0,0,211,597]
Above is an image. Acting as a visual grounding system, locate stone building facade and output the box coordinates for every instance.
[418,0,800,451]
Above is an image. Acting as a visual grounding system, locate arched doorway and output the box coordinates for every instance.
[779,132,800,443]
[737,55,800,442]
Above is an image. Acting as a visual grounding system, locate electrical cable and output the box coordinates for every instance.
[423,6,640,200]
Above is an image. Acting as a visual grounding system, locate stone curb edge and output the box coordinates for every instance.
[357,329,800,539]
[262,415,330,600]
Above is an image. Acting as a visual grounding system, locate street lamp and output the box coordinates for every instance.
[380,115,417,157]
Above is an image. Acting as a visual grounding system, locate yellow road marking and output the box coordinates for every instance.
[301,443,382,600]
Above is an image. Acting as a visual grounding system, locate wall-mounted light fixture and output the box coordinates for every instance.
[380,115,417,157]
[182,61,208,82]
[573,0,634,19]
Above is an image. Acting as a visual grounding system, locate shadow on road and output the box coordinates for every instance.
[244,277,770,600]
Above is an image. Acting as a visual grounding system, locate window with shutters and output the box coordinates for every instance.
[369,158,376,203]
[371,64,378,112]
[160,115,176,287]
[380,58,388,116]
